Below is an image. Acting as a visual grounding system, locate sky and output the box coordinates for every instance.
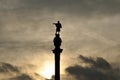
[0,0,120,80]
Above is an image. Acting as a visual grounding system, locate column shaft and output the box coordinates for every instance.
[55,53,60,80]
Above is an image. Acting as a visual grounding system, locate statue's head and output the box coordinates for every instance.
[58,21,60,23]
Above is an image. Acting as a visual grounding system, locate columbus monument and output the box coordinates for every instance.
[52,21,63,80]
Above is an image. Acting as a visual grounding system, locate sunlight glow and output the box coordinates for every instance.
[39,61,55,79]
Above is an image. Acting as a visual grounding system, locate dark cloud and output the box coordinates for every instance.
[79,55,111,69]
[10,74,33,80]
[0,62,45,80]
[66,55,120,80]
[0,62,19,73]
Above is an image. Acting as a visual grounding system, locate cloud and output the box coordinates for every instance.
[10,74,33,80]
[0,0,120,16]
[96,44,120,63]
[66,55,120,80]
[0,62,45,80]
[0,62,19,73]
[79,55,111,69]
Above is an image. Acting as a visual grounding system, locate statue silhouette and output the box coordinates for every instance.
[53,21,62,34]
